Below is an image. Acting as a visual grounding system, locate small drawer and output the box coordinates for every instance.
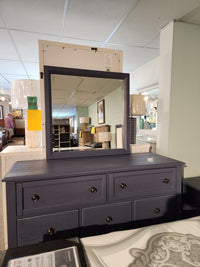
[17,210,78,246]
[18,174,106,215]
[134,195,177,221]
[110,168,176,200]
[82,202,131,227]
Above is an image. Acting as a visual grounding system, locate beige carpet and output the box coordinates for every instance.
[2,136,25,150]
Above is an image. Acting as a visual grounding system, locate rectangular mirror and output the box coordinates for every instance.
[44,66,129,159]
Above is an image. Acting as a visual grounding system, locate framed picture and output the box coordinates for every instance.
[0,105,3,119]
[97,99,105,124]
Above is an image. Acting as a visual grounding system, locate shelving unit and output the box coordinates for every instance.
[52,125,70,150]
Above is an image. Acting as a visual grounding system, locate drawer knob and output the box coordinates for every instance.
[31,194,40,202]
[120,183,127,189]
[47,227,55,236]
[106,216,113,223]
[154,208,160,213]
[163,178,170,183]
[90,187,97,193]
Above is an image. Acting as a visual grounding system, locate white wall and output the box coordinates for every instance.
[130,57,159,94]
[157,21,200,178]
[0,100,10,120]
[156,21,174,156]
[88,86,123,148]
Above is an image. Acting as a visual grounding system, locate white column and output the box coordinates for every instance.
[157,21,200,178]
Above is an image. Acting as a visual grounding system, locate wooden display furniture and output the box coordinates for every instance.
[3,153,184,248]
[52,125,70,149]
[79,131,92,146]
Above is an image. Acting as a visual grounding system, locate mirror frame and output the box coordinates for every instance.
[44,65,130,159]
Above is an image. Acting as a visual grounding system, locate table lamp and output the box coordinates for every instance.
[79,117,90,131]
[98,132,112,149]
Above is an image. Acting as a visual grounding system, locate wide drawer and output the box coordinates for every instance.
[110,168,176,200]
[134,195,177,221]
[82,202,131,227]
[17,174,106,215]
[17,210,78,246]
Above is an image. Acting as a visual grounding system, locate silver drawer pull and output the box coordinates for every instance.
[120,183,127,189]
[90,187,97,193]
[154,208,160,213]
[47,227,55,236]
[106,216,113,223]
[163,178,170,184]
[31,194,40,202]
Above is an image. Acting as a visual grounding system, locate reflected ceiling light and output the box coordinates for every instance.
[0,96,6,101]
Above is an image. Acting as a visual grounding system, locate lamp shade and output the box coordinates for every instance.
[98,132,112,142]
[79,117,90,124]
[130,94,146,116]
[11,79,40,109]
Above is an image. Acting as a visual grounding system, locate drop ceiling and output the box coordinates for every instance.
[0,0,200,95]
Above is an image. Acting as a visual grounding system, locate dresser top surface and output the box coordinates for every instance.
[3,153,184,182]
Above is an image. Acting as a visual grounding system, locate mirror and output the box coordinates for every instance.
[44,66,129,159]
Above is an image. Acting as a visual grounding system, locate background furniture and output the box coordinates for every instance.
[182,177,200,218]
[13,119,25,137]
[79,131,92,146]
[3,153,183,248]
[52,125,70,149]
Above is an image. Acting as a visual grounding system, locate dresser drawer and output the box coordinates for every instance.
[18,174,106,215]
[133,195,177,221]
[82,202,131,227]
[110,168,176,200]
[17,210,78,246]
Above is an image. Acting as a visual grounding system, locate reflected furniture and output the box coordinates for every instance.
[79,131,92,146]
[13,119,25,137]
[3,153,184,248]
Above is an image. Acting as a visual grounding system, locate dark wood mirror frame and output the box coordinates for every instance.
[44,65,130,159]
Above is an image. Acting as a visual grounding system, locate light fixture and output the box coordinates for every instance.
[91,126,96,134]
[130,94,146,116]
[98,132,112,149]
[79,117,90,131]
[0,96,6,102]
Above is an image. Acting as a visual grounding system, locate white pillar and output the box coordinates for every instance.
[157,21,200,178]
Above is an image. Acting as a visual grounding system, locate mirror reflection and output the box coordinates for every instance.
[50,74,124,152]
[139,89,158,130]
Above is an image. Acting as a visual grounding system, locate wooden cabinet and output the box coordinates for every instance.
[3,153,184,248]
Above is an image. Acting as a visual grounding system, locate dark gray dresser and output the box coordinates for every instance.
[3,153,184,248]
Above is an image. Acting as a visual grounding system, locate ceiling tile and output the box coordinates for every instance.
[0,0,65,35]
[23,62,39,77]
[0,76,10,90]
[63,0,138,42]
[60,36,103,48]
[0,29,19,60]
[109,0,200,46]
[145,35,160,49]
[11,30,58,62]
[0,60,27,75]
[180,5,200,25]
[104,44,159,73]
